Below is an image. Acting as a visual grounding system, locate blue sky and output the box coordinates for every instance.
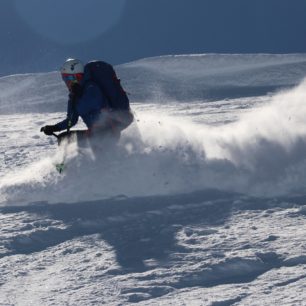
[13,0,126,44]
[1,0,306,75]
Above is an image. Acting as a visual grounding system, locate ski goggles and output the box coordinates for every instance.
[61,73,83,83]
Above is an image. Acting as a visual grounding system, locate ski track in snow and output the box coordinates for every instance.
[1,54,306,305]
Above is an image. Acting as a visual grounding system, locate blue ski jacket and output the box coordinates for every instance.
[55,81,108,131]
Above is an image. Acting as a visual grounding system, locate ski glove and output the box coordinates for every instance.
[40,125,57,136]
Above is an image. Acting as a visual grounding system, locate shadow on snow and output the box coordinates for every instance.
[1,189,238,272]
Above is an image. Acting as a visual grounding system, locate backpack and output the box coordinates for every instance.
[84,61,130,111]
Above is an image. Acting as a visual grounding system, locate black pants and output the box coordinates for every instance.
[57,110,134,146]
[57,130,89,146]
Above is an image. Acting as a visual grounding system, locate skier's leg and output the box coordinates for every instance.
[57,130,89,146]
[109,110,134,131]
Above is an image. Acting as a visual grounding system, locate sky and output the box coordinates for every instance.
[1,0,306,75]
[13,0,127,44]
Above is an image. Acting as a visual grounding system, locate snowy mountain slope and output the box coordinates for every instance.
[0,72,65,115]
[1,191,306,305]
[1,54,306,115]
[120,54,306,102]
[1,54,306,305]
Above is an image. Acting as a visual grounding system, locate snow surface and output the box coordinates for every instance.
[1,54,306,305]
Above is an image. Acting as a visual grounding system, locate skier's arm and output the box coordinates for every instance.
[77,83,108,115]
[54,99,79,131]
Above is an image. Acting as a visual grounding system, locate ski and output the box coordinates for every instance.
[55,162,65,174]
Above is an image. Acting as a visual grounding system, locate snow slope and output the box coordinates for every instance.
[1,54,306,305]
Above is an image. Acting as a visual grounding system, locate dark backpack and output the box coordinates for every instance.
[84,61,130,110]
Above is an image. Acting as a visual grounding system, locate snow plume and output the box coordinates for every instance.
[0,145,75,204]
[119,80,306,197]
[216,80,306,194]
[2,81,306,205]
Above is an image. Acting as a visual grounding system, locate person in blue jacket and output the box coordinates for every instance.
[40,58,133,144]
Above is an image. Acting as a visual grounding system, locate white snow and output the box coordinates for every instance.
[1,54,306,305]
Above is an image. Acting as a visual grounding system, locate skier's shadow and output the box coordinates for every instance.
[1,189,238,273]
[95,190,237,272]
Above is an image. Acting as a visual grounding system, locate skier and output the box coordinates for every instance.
[40,58,133,144]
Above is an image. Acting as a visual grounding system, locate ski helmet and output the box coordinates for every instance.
[60,58,84,74]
